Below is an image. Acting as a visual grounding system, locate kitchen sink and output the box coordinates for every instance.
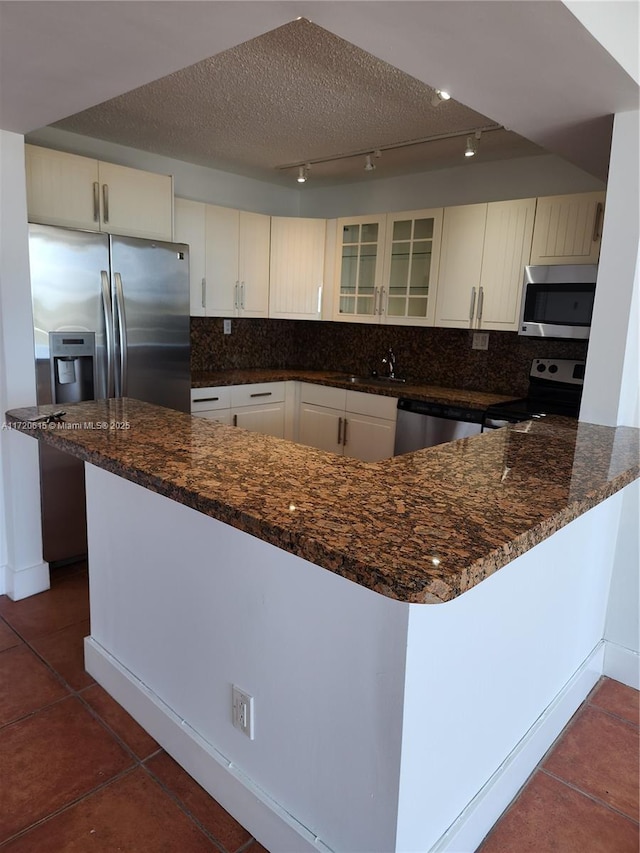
[332,373,406,386]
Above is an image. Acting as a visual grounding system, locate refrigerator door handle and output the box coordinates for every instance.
[100,270,115,397]
[113,272,128,397]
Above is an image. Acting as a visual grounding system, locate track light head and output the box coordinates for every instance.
[431,89,451,107]
[297,164,309,183]
[364,153,376,172]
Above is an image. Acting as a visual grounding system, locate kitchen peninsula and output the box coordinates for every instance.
[6,399,639,853]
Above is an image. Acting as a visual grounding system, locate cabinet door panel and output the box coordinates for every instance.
[234,403,285,438]
[298,404,343,454]
[205,206,240,316]
[530,192,605,264]
[270,217,326,319]
[175,198,207,316]
[25,145,99,230]
[98,161,172,240]
[382,209,443,326]
[334,216,386,323]
[479,198,535,330]
[238,211,270,317]
[434,204,487,328]
[343,413,395,462]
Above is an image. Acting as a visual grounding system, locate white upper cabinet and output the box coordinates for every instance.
[434,204,487,329]
[333,216,388,323]
[176,200,270,317]
[381,209,443,326]
[434,199,536,331]
[269,217,326,320]
[332,210,443,326]
[204,205,271,318]
[25,144,173,241]
[477,198,536,331]
[174,198,207,316]
[530,191,605,265]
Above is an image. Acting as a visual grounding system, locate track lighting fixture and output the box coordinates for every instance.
[431,89,451,107]
[284,125,501,179]
[464,130,482,158]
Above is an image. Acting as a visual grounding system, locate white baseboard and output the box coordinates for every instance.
[603,641,640,690]
[84,638,334,853]
[428,642,605,853]
[3,559,49,600]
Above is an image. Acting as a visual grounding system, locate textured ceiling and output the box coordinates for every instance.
[52,18,544,186]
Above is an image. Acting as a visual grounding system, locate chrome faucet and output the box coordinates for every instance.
[382,348,396,379]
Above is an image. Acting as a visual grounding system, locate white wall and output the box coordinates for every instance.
[581,110,639,428]
[564,1,640,85]
[299,153,604,218]
[0,130,48,598]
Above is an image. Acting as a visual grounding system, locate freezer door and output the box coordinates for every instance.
[29,224,111,403]
[110,236,190,413]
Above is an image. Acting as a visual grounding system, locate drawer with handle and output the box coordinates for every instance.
[190,386,231,413]
[230,382,286,408]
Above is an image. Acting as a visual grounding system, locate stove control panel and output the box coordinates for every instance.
[529,359,585,385]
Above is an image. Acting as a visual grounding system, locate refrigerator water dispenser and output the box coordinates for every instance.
[49,331,96,404]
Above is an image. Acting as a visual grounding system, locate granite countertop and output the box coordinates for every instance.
[6,399,639,605]
[191,369,518,410]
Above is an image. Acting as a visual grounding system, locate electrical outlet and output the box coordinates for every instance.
[472,332,489,350]
[232,685,254,739]
[223,319,232,335]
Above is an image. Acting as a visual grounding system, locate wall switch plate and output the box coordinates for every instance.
[472,332,489,350]
[223,319,232,335]
[232,685,254,739]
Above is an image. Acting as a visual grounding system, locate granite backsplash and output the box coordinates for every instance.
[191,317,588,397]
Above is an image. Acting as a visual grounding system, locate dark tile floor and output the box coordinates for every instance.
[1,563,638,852]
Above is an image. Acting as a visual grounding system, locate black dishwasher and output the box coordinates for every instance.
[393,398,485,455]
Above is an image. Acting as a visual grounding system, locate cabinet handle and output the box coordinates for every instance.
[343,418,348,446]
[477,286,484,321]
[93,182,100,222]
[233,414,238,427]
[592,202,604,242]
[194,396,219,403]
[250,392,272,398]
[317,284,323,314]
[102,184,109,223]
[337,416,343,445]
[374,287,380,315]
[469,287,477,321]
[234,281,239,310]
[240,281,245,309]
[379,288,386,316]
[201,277,206,309]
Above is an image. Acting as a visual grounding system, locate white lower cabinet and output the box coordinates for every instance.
[298,383,397,461]
[191,383,291,439]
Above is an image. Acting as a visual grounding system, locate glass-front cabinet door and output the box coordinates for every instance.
[381,209,443,325]
[335,216,387,323]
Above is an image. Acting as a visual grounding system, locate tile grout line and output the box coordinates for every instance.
[586,700,640,730]
[539,767,640,826]
[0,766,140,849]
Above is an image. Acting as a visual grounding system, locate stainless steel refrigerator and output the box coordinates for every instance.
[29,223,190,564]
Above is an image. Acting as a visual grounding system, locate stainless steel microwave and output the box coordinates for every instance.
[518,264,598,340]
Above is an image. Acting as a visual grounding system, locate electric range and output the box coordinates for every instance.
[483,358,585,429]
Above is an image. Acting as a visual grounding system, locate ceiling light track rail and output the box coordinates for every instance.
[278,123,503,172]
